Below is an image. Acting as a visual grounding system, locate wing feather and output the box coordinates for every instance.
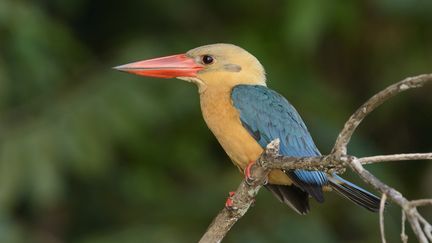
[231,85,328,202]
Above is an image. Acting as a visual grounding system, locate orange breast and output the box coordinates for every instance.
[199,86,292,185]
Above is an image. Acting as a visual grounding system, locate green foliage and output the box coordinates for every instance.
[0,0,431,242]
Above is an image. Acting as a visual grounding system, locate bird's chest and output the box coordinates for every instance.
[199,89,262,169]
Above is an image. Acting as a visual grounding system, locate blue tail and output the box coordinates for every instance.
[328,174,381,212]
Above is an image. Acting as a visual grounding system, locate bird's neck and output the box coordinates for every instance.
[199,85,234,123]
[199,85,239,149]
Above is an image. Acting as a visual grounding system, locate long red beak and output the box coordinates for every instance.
[114,54,203,78]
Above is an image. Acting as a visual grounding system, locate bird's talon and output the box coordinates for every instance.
[225,191,236,210]
[246,177,255,185]
[244,161,256,185]
[225,198,234,209]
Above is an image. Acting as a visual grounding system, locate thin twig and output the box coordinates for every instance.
[410,199,432,207]
[406,208,428,243]
[359,153,432,165]
[380,193,387,243]
[332,74,432,157]
[348,156,432,243]
[401,210,408,243]
[417,214,432,241]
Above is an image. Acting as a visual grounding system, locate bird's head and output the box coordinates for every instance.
[114,44,266,92]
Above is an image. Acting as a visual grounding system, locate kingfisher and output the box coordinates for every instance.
[115,43,381,214]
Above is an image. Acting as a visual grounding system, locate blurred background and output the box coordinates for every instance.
[0,0,431,242]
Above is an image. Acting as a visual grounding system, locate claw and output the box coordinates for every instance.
[244,161,255,185]
[225,191,236,209]
[250,198,256,207]
[263,177,268,185]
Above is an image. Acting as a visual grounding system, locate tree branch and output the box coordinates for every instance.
[380,193,387,243]
[410,199,432,207]
[199,74,432,243]
[198,140,279,243]
[358,153,432,165]
[332,74,432,157]
[402,210,408,243]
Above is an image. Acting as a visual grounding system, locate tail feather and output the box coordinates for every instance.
[286,171,325,203]
[265,184,310,215]
[328,174,381,212]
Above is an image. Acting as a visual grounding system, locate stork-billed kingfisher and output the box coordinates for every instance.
[115,43,381,214]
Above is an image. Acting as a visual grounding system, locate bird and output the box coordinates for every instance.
[114,43,381,214]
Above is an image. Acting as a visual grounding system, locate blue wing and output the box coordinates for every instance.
[231,85,328,202]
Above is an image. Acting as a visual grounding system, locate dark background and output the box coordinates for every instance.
[0,0,431,242]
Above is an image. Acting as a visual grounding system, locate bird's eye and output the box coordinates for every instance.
[202,55,214,65]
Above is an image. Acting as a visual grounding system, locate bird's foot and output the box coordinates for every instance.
[244,161,256,185]
[225,191,236,210]
[225,191,256,210]
[244,161,268,186]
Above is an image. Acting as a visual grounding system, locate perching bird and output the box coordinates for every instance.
[115,43,381,214]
